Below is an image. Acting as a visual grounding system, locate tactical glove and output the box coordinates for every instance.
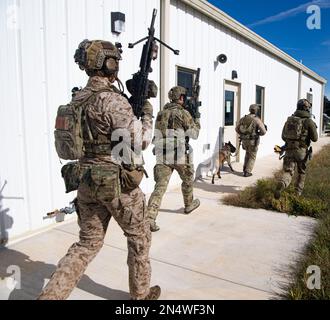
[142,100,153,117]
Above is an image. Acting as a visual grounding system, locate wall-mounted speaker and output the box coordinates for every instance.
[217,54,227,64]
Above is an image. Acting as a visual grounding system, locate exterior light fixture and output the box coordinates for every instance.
[111,12,125,34]
[232,70,238,80]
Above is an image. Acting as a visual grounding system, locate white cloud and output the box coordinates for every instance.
[322,40,330,46]
[248,0,330,28]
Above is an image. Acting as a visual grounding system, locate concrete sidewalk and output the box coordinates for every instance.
[1,137,329,300]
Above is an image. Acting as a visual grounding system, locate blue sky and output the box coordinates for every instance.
[208,0,330,97]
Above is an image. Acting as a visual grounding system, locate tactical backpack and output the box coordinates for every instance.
[237,115,256,137]
[54,91,100,160]
[282,116,307,141]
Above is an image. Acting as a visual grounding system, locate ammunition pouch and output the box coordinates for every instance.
[240,134,257,141]
[86,164,121,201]
[61,162,82,193]
[120,165,146,192]
[84,143,112,156]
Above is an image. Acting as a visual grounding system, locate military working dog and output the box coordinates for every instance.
[211,142,237,184]
[194,142,237,184]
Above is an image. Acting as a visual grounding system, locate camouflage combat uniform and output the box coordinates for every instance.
[147,101,200,226]
[277,109,318,195]
[236,110,267,175]
[38,76,153,300]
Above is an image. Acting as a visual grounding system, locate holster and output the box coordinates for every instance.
[61,162,82,193]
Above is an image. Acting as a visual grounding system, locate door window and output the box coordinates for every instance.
[225,90,235,126]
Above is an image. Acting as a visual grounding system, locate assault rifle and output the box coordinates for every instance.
[43,201,76,220]
[127,9,179,119]
[307,146,313,161]
[185,68,202,120]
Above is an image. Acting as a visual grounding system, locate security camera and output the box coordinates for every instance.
[217,54,227,64]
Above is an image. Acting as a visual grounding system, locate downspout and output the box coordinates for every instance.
[160,0,170,109]
[320,83,325,136]
[298,70,303,100]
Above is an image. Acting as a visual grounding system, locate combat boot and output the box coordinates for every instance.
[143,286,161,300]
[150,220,160,232]
[244,172,253,177]
[184,199,200,214]
[274,181,285,200]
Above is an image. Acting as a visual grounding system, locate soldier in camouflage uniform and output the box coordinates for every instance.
[275,99,318,199]
[38,40,160,300]
[147,86,201,232]
[236,104,267,177]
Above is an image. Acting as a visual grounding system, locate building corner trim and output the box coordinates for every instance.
[320,84,325,135]
[160,0,171,109]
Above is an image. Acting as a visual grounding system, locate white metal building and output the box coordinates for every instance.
[0,0,327,243]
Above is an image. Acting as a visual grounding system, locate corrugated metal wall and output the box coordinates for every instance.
[0,0,323,242]
[169,0,323,169]
[0,0,160,242]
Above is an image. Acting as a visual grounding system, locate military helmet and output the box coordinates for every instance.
[74,39,122,73]
[168,86,187,102]
[249,104,260,115]
[126,79,158,98]
[297,99,312,111]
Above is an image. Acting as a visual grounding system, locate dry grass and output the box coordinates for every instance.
[223,144,330,299]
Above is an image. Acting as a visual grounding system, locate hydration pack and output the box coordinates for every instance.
[54,91,101,160]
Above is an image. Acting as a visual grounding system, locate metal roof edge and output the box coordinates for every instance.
[180,0,327,85]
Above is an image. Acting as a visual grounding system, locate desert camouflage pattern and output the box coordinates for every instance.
[38,75,153,300]
[278,110,318,194]
[147,164,195,220]
[236,114,267,174]
[73,76,153,166]
[147,102,200,222]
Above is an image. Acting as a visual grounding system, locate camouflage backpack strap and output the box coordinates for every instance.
[167,104,183,130]
[81,88,115,155]
[167,111,175,130]
[76,91,98,143]
[300,117,311,148]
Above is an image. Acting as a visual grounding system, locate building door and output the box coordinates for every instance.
[224,82,240,156]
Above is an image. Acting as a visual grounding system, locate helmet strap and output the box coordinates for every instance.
[116,77,125,94]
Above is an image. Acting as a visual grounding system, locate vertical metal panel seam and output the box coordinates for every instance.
[64,0,70,98]
[15,0,32,230]
[41,0,55,210]
[102,0,105,40]
[160,0,170,109]
[84,0,88,38]
[100,0,104,40]
[298,70,302,100]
